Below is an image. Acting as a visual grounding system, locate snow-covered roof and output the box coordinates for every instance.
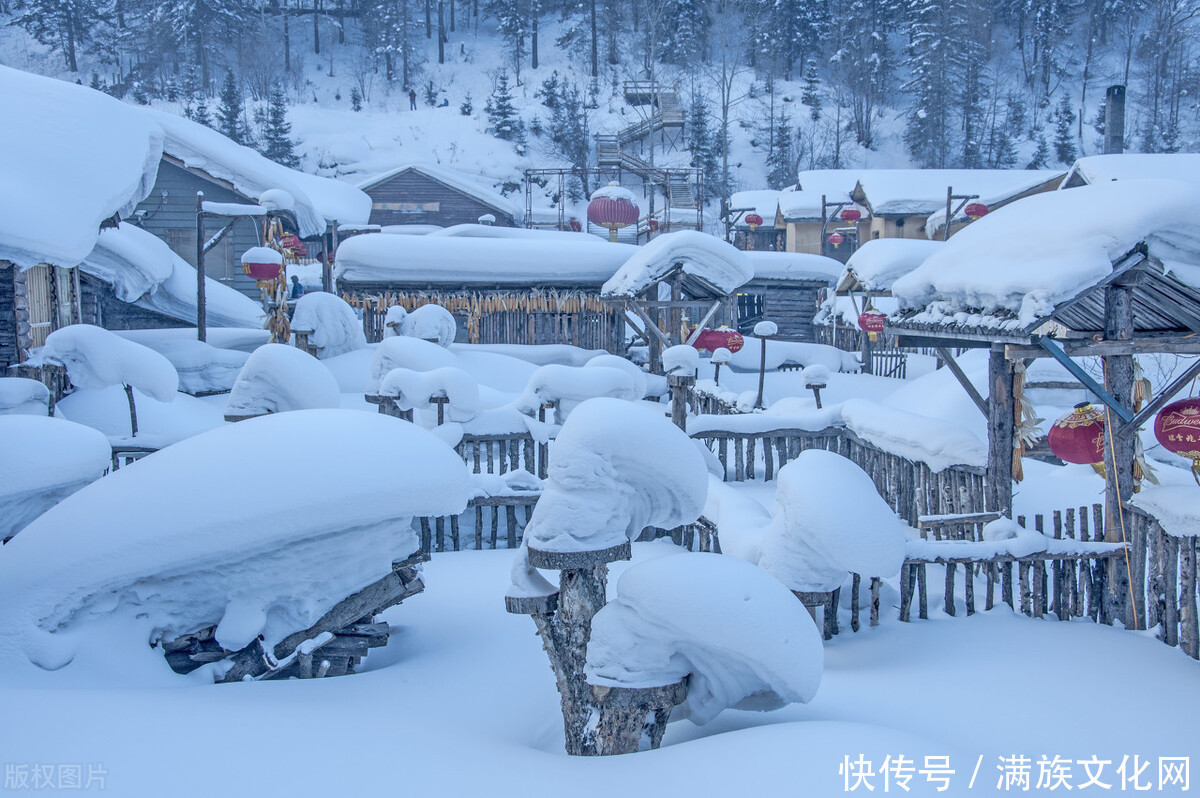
[82,223,265,328]
[359,163,524,224]
[777,171,866,221]
[924,170,1066,236]
[837,239,943,293]
[428,224,607,245]
[335,233,636,284]
[852,169,1063,217]
[744,251,841,283]
[601,231,753,298]
[1062,154,1200,188]
[147,109,371,235]
[729,190,782,227]
[0,66,163,270]
[892,179,1200,329]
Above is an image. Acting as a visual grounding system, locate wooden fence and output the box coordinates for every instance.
[690,423,988,527]
[456,433,548,479]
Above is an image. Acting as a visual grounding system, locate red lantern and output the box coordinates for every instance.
[964,202,989,220]
[648,218,659,233]
[1048,403,1106,473]
[840,208,862,223]
[744,213,764,230]
[587,188,640,242]
[857,309,886,334]
[690,327,745,354]
[827,232,845,247]
[240,246,284,281]
[1154,398,1200,483]
[279,233,308,258]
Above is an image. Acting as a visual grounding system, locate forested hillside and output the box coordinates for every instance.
[3,0,1196,197]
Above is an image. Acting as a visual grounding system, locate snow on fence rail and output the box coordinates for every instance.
[689,420,987,528]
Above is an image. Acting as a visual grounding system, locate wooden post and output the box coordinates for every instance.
[668,374,694,431]
[123,383,138,438]
[1102,282,1135,626]
[195,192,206,343]
[986,344,1015,516]
[323,220,337,294]
[754,334,769,409]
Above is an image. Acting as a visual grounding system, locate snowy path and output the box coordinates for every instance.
[2,545,1196,796]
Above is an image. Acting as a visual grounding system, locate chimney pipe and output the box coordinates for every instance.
[1104,85,1126,155]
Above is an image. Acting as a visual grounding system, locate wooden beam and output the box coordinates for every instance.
[936,347,988,418]
[629,302,671,346]
[684,300,724,345]
[986,345,1016,516]
[1007,336,1200,359]
[1034,336,1134,424]
[1041,245,1147,330]
[1117,357,1200,438]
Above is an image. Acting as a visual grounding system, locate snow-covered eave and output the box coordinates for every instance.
[924,173,1066,236]
[358,164,524,223]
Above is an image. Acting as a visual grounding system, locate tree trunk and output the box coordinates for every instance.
[589,0,598,77]
[313,0,321,54]
[1102,284,1135,626]
[437,0,445,63]
[124,384,139,437]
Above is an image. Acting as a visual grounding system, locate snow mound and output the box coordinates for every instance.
[402,304,457,346]
[34,325,179,402]
[663,345,699,376]
[0,410,471,665]
[0,378,50,415]
[382,305,409,337]
[586,552,822,724]
[759,450,908,592]
[841,239,942,292]
[150,340,250,395]
[369,336,462,393]
[290,292,367,358]
[753,321,778,337]
[379,367,480,422]
[225,344,340,417]
[522,398,708,553]
[0,415,111,543]
[584,354,649,398]
[57,386,224,447]
[728,337,860,374]
[602,231,753,298]
[514,364,642,423]
[801,365,830,387]
[0,66,163,270]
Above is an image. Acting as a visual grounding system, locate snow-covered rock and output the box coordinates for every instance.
[758,450,908,592]
[290,292,367,358]
[225,344,340,417]
[34,325,179,401]
[0,415,111,543]
[521,398,707,554]
[0,410,471,667]
[586,551,822,724]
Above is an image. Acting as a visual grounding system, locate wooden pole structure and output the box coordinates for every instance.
[986,344,1016,516]
[754,334,769,409]
[195,192,206,342]
[668,374,694,430]
[1102,282,1136,626]
[322,219,337,294]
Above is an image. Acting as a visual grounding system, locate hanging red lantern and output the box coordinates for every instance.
[1048,402,1106,474]
[240,246,284,281]
[1154,398,1200,484]
[827,232,845,247]
[690,327,745,354]
[840,208,862,223]
[857,308,886,341]
[647,218,659,233]
[964,202,989,220]
[279,232,308,258]
[587,185,640,242]
[744,213,764,231]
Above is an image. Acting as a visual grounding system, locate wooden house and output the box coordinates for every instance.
[359,164,523,230]
[736,252,841,342]
[727,190,787,252]
[1060,153,1200,189]
[335,230,631,350]
[775,171,870,262]
[129,108,371,300]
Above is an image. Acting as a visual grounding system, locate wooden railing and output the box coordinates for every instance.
[690,423,988,527]
[456,432,548,479]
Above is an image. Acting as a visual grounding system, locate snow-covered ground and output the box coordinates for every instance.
[2,544,1196,796]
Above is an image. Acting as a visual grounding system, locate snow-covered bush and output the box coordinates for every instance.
[290,292,367,359]
[225,344,340,417]
[401,304,457,346]
[0,378,50,416]
[758,450,908,592]
[586,551,823,724]
[0,415,110,543]
[0,410,472,669]
[522,398,708,554]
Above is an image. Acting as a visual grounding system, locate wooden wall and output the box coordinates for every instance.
[78,273,191,332]
[364,170,517,228]
[131,160,264,300]
[1,262,18,369]
[739,279,825,342]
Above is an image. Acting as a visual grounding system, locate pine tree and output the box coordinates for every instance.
[765,110,797,190]
[424,79,439,106]
[903,0,958,167]
[1052,94,1077,164]
[830,0,898,148]
[537,71,562,109]
[801,60,822,121]
[193,97,213,128]
[460,92,474,116]
[216,70,251,145]
[486,0,527,80]
[12,0,101,72]
[1026,134,1049,168]
[350,86,363,111]
[485,70,526,148]
[686,93,720,198]
[548,83,591,197]
[260,84,300,168]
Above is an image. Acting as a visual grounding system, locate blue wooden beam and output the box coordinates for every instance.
[1034,336,1134,424]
